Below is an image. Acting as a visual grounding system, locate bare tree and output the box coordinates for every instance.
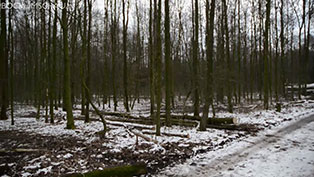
[201,0,216,131]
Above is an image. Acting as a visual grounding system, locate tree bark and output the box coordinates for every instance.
[0,0,8,120]
[122,0,130,112]
[62,0,75,129]
[201,0,216,131]
[155,0,162,136]
[222,0,233,113]
[264,0,271,109]
[193,0,200,117]
[164,0,171,127]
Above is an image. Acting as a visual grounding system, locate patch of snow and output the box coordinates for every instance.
[51,162,62,166]
[35,166,52,175]
[157,113,314,177]
[96,154,103,158]
[21,172,32,177]
[23,162,41,170]
[63,153,73,159]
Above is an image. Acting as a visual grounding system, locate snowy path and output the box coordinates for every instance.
[158,114,314,177]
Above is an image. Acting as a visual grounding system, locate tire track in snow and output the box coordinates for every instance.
[177,113,314,177]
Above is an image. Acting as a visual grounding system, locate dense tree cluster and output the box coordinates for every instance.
[0,0,313,134]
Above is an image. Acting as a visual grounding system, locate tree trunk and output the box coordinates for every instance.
[122,0,130,112]
[51,0,58,123]
[0,0,8,120]
[165,0,171,126]
[222,0,233,113]
[201,0,216,131]
[264,0,271,109]
[111,0,118,112]
[62,0,75,129]
[155,0,162,136]
[85,0,92,123]
[280,0,286,98]
[9,0,14,125]
[237,0,241,104]
[193,0,200,117]
[149,0,155,119]
[274,2,279,102]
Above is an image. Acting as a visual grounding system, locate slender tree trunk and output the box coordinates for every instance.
[264,0,271,109]
[274,3,279,102]
[149,0,155,119]
[9,0,14,124]
[81,0,87,116]
[201,0,216,131]
[40,0,48,123]
[305,0,311,91]
[155,0,162,136]
[85,0,92,122]
[122,0,130,112]
[48,0,54,124]
[193,0,200,117]
[165,0,171,126]
[280,0,286,98]
[51,0,58,123]
[222,0,233,113]
[103,0,109,108]
[111,0,118,112]
[0,0,8,120]
[135,2,141,105]
[237,0,241,104]
[250,3,255,103]
[243,12,248,100]
[62,0,75,129]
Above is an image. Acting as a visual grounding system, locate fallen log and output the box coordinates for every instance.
[162,114,237,125]
[67,164,147,177]
[75,117,155,130]
[98,111,143,120]
[93,110,235,126]
[78,115,197,128]
[142,130,190,138]
[206,124,261,132]
[128,129,158,144]
[106,117,154,125]
[107,121,155,131]
[207,118,237,125]
[161,114,200,121]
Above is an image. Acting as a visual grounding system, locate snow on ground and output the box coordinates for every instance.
[1,99,314,176]
[220,122,314,177]
[2,100,314,154]
[157,103,314,177]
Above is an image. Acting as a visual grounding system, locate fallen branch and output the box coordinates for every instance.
[142,130,190,138]
[80,54,107,134]
[75,116,155,130]
[129,129,158,144]
[206,124,261,132]
[207,118,237,125]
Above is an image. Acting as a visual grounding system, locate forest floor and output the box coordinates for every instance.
[0,99,314,176]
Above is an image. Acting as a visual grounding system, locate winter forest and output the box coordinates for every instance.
[0,0,314,176]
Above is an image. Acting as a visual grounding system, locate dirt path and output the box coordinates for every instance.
[158,114,314,177]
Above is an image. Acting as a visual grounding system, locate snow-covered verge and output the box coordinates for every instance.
[158,121,314,177]
[157,100,314,177]
[220,121,314,177]
[0,99,314,176]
